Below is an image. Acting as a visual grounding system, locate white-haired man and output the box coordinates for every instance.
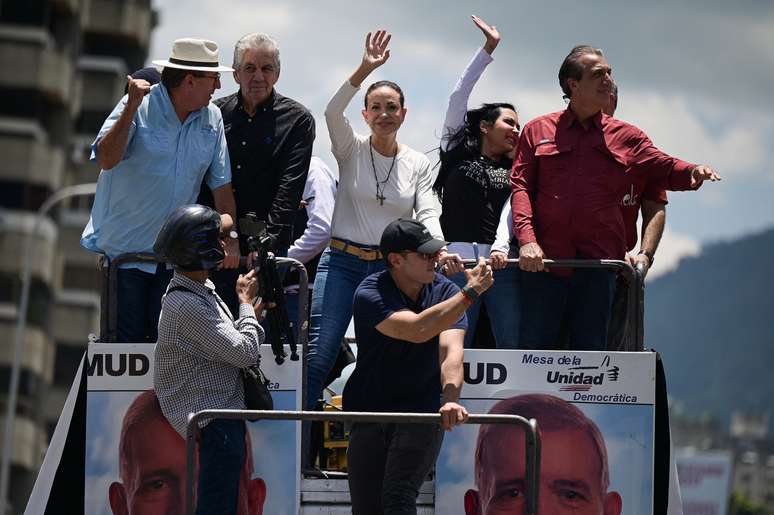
[202,32,316,314]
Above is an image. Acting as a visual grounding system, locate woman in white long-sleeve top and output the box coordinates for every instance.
[433,16,522,349]
[306,30,461,412]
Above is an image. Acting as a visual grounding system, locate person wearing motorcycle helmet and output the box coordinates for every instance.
[153,204,265,514]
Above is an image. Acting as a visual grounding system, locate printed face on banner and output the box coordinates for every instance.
[436,350,656,515]
[104,390,266,515]
[85,344,301,515]
[463,396,622,515]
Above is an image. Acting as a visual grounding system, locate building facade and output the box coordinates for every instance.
[0,1,154,512]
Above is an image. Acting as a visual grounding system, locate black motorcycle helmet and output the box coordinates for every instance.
[153,204,224,271]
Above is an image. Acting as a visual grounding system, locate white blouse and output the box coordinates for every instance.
[325,80,444,246]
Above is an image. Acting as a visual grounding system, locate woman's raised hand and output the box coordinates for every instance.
[471,15,500,55]
[362,30,392,70]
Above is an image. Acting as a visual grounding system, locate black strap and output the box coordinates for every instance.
[166,284,233,321]
[168,57,219,68]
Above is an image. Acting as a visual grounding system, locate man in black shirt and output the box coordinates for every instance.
[343,218,493,514]
[201,32,316,313]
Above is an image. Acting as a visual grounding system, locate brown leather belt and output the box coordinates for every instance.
[330,238,383,261]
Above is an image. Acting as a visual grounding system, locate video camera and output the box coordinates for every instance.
[239,213,299,365]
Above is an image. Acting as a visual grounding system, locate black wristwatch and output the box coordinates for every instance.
[461,285,480,303]
[228,230,239,240]
[638,249,654,266]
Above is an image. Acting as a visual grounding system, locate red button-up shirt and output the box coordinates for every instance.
[511,108,695,263]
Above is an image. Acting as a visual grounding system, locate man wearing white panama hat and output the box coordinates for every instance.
[82,38,241,343]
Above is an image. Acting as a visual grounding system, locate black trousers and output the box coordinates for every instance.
[347,422,443,515]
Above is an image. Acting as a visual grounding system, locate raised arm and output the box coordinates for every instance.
[349,30,392,87]
[325,30,392,161]
[441,16,500,151]
[95,76,151,170]
[177,272,263,367]
[376,258,493,343]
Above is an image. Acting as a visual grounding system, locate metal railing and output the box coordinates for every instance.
[185,410,542,515]
[99,254,311,351]
[460,258,645,351]
[100,252,158,342]
[99,254,644,351]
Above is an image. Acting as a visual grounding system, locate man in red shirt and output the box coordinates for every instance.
[605,83,668,274]
[605,83,668,347]
[512,45,720,350]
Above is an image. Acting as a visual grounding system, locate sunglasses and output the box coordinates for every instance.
[193,72,221,81]
[401,251,438,261]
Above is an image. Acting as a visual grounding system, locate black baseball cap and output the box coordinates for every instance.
[125,67,161,94]
[379,218,447,258]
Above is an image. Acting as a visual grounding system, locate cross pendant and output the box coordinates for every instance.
[377,193,385,206]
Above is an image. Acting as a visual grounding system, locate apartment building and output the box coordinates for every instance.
[0,1,154,511]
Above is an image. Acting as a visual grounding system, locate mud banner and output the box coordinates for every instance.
[84,343,301,515]
[436,349,657,515]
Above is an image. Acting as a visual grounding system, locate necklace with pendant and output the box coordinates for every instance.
[369,136,397,206]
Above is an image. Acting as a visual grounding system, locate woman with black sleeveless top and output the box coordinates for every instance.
[434,16,522,349]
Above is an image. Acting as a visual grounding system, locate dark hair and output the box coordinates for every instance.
[558,45,604,99]
[432,102,516,199]
[364,80,405,108]
[610,81,619,111]
[160,67,191,90]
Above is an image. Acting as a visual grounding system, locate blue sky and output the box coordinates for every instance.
[148,0,774,277]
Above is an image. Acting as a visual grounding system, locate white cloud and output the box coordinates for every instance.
[617,93,771,177]
[144,0,774,242]
[645,228,702,280]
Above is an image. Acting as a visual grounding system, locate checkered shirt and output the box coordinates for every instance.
[154,272,264,437]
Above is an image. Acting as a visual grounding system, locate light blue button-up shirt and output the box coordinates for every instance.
[81,84,231,273]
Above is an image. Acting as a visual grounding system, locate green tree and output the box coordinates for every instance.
[729,491,768,515]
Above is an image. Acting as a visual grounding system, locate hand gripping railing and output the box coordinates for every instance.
[460,258,644,351]
[185,410,541,515]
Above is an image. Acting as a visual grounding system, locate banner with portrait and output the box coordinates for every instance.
[84,343,301,515]
[436,349,657,515]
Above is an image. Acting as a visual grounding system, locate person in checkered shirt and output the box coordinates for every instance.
[152,204,266,515]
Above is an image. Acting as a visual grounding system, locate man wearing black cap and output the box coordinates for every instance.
[342,218,493,514]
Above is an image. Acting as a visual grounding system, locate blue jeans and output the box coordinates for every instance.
[347,422,444,515]
[116,264,173,342]
[449,266,522,349]
[306,246,386,409]
[519,268,616,350]
[196,419,246,515]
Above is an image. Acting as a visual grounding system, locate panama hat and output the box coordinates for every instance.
[152,38,233,72]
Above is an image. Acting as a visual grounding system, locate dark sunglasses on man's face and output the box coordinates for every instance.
[402,251,438,261]
[193,72,220,81]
